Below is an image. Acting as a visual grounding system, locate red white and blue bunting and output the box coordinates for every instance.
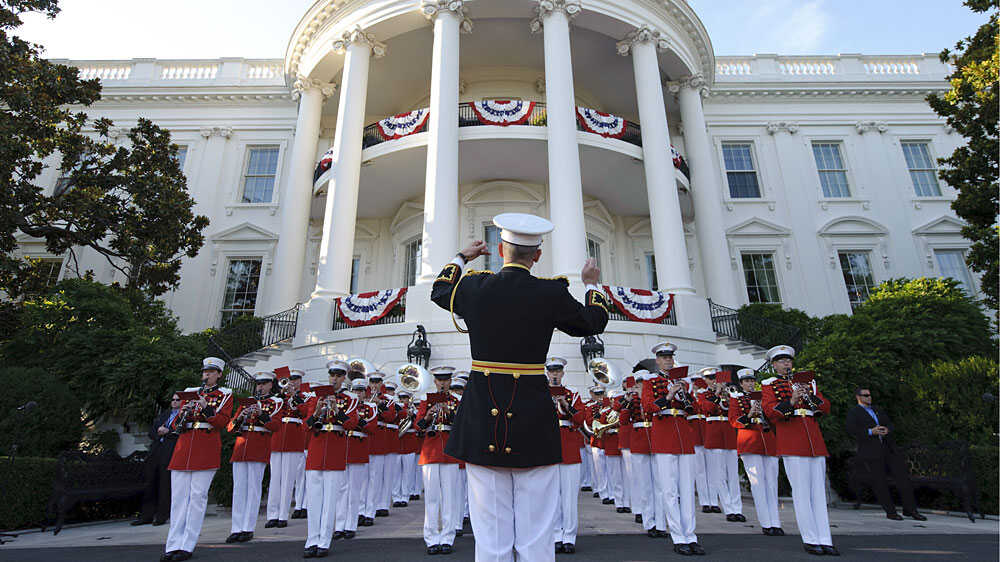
[576,107,626,139]
[335,288,407,327]
[602,285,675,323]
[313,146,335,189]
[471,100,535,126]
[671,145,690,180]
[377,109,430,140]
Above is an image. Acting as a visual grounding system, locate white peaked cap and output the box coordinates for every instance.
[397,389,412,397]
[383,379,398,390]
[350,378,367,390]
[766,345,796,362]
[327,359,349,373]
[253,370,275,381]
[493,213,553,247]
[450,378,467,389]
[546,357,568,369]
[737,368,756,380]
[289,369,305,378]
[202,357,226,372]
[698,367,720,377]
[651,342,677,355]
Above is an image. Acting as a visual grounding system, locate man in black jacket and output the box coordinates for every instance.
[845,388,926,521]
[133,393,182,525]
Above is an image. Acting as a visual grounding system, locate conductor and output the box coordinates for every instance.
[431,213,610,561]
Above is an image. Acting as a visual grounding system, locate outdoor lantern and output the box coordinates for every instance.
[580,335,605,366]
[407,324,432,368]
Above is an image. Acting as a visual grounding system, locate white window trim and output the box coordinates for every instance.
[714,136,778,210]
[401,236,422,287]
[737,250,784,305]
[226,139,288,215]
[390,201,425,287]
[912,216,980,296]
[808,137,867,204]
[216,255,266,327]
[834,249,879,311]
[891,137,954,206]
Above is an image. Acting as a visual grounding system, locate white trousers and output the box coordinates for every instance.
[231,462,266,533]
[591,448,607,498]
[411,454,423,496]
[399,453,417,500]
[742,454,781,529]
[553,463,581,544]
[364,454,385,517]
[621,449,633,510]
[383,452,400,509]
[707,448,743,515]
[605,455,623,506]
[631,453,664,531]
[294,449,307,508]
[165,469,215,553]
[266,451,305,520]
[692,445,713,507]
[467,463,559,562]
[654,453,697,545]
[579,446,593,488]
[784,456,833,546]
[305,469,346,549]
[456,466,469,527]
[337,463,368,532]
[422,463,459,547]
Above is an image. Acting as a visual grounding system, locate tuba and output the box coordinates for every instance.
[398,363,432,394]
[347,357,375,380]
[588,358,620,390]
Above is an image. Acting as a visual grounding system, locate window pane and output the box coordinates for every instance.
[934,250,974,295]
[484,225,502,272]
[350,256,361,294]
[242,146,279,203]
[902,142,941,196]
[722,143,761,198]
[404,239,421,286]
[813,143,851,198]
[726,171,761,198]
[587,237,601,269]
[722,143,754,171]
[647,254,658,291]
[221,258,262,325]
[175,146,188,169]
[838,252,875,311]
[741,253,780,304]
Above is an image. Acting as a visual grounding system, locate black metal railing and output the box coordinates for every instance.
[214,304,301,359]
[607,305,677,325]
[207,335,255,395]
[708,299,803,353]
[332,292,407,331]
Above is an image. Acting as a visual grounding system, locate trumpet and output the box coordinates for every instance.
[233,393,263,428]
[591,408,620,438]
[171,383,207,435]
[672,381,694,411]
[749,398,772,432]
[793,381,821,411]
[310,395,341,430]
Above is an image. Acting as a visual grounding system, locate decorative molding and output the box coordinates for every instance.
[666,74,709,98]
[95,92,294,104]
[458,79,468,95]
[534,75,546,95]
[286,0,340,77]
[855,120,888,134]
[291,75,337,101]
[661,1,715,81]
[420,0,473,33]
[616,26,671,56]
[709,86,947,101]
[332,26,387,59]
[529,0,582,33]
[765,121,800,135]
[912,215,967,269]
[208,222,279,276]
[943,123,955,134]
[199,126,233,139]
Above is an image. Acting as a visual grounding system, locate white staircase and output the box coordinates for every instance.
[713,334,768,369]
[234,341,294,373]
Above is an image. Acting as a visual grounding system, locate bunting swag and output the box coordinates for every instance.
[377,109,430,139]
[671,145,690,180]
[602,285,675,323]
[471,100,535,126]
[576,107,626,138]
[335,288,407,327]
[313,146,335,189]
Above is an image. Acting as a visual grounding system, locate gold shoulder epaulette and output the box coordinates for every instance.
[538,275,569,286]
[465,269,494,276]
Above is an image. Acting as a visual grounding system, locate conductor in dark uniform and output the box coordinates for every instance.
[431,213,609,561]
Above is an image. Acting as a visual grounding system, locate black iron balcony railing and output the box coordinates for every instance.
[607,306,677,326]
[707,299,803,354]
[332,292,407,331]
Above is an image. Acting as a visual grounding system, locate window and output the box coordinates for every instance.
[741,253,781,304]
[721,143,761,198]
[838,251,875,311]
[220,258,262,326]
[241,145,280,203]
[35,258,63,289]
[812,142,851,198]
[934,249,975,295]
[403,238,421,287]
[350,256,361,294]
[646,254,658,291]
[587,237,602,269]
[174,145,188,170]
[901,142,941,197]
[484,224,503,272]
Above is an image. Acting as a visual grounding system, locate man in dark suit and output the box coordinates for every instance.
[845,388,926,521]
[133,393,182,525]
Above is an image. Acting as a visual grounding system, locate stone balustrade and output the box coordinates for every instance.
[50,58,288,87]
[716,53,949,81]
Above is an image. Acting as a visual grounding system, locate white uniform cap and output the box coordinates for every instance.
[430,366,456,377]
[383,379,398,390]
[632,369,654,381]
[737,368,756,380]
[202,357,226,372]
[766,345,796,362]
[350,378,367,391]
[698,367,720,377]
[591,386,606,394]
[607,389,623,398]
[327,359,349,374]
[253,370,275,382]
[493,213,553,247]
[545,357,568,369]
[289,369,305,379]
[397,389,412,397]
[450,378,467,389]
[453,370,470,380]
[367,370,385,381]
[651,342,677,356]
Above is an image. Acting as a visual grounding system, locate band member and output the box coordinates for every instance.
[417,366,462,555]
[430,213,609,561]
[762,345,838,556]
[600,390,623,509]
[547,356,588,554]
[586,387,608,502]
[364,370,397,520]
[226,371,284,543]
[265,368,312,527]
[686,373,714,514]
[696,367,745,522]
[642,344,704,556]
[303,359,361,558]
[729,368,782,536]
[626,369,667,538]
[449,376,470,537]
[616,380,634,516]
[382,379,406,509]
[397,390,420,506]
[161,357,234,562]
[339,377,376,539]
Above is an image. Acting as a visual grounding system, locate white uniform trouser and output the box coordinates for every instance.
[398,453,417,500]
[412,454,423,496]
[467,463,559,562]
[305,469,346,549]
[692,445,713,507]
[382,452,400,509]
[422,463,459,547]
[621,448,633,510]
[654,453,697,544]
[632,453,664,531]
[294,449,307,509]
[707,448,742,515]
[165,469,215,553]
[553,463,581,544]
[459,466,470,521]
[591,448,607,499]
[742,454,781,529]
[266,451,304,521]
[605,454,623,506]
[338,463,368,532]
[579,446,593,488]
[364,454,385,517]
[355,463,370,524]
[231,462,266,533]
[783,456,833,546]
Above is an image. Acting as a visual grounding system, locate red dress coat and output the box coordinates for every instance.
[370,396,399,456]
[229,396,284,463]
[640,376,695,455]
[600,404,621,457]
[626,399,654,455]
[615,396,633,452]
[728,396,778,456]
[270,391,314,453]
[696,389,738,450]
[554,388,588,465]
[305,392,361,471]
[169,386,234,471]
[762,377,831,457]
[417,393,460,465]
[586,400,604,450]
[347,401,378,465]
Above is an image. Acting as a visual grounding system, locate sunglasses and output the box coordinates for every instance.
[858,393,871,397]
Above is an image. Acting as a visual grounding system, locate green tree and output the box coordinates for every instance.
[926,0,999,310]
[0,0,208,298]
[0,366,85,457]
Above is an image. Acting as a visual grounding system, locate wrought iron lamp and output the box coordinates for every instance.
[580,335,605,366]
[407,324,432,368]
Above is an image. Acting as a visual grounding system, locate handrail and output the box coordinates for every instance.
[708,299,803,354]
[207,335,255,395]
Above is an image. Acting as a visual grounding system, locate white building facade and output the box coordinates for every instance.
[18,0,979,392]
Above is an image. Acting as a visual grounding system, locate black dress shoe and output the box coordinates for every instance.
[291,509,307,519]
[410,494,421,500]
[400,501,409,507]
[592,492,600,498]
[616,507,626,513]
[688,543,705,555]
[392,501,405,508]
[315,548,329,558]
[635,514,643,524]
[647,528,659,538]
[439,544,453,555]
[427,544,441,555]
[455,529,464,537]
[357,514,366,525]
[276,520,288,528]
[363,517,375,526]
[172,552,192,561]
[581,486,592,491]
[159,552,177,562]
[303,545,318,558]
[238,532,253,542]
[332,531,344,540]
[886,513,904,521]
[132,519,152,526]
[562,543,575,554]
[701,505,712,513]
[602,498,614,505]
[152,519,167,526]
[265,519,279,528]
[734,514,746,522]
[555,542,564,553]
[376,509,389,517]
[775,527,785,536]
[762,527,774,536]
[905,511,927,521]
[673,543,693,555]
[657,529,670,538]
[463,516,470,525]
[725,514,738,522]
[344,530,356,539]
[710,506,722,513]
[624,507,632,513]
[226,532,242,543]
[803,544,825,555]
[821,545,840,556]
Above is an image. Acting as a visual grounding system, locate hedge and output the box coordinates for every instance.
[0,456,58,530]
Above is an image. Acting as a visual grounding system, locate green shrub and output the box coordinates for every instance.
[0,457,58,530]
[737,303,821,346]
[0,367,85,457]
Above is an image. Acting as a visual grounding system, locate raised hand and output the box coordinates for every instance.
[581,258,600,285]
[461,240,490,261]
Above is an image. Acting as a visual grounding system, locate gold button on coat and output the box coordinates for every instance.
[488,444,496,452]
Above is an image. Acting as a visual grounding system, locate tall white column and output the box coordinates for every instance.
[618,27,695,294]
[673,76,741,305]
[266,81,331,314]
[533,0,586,282]
[418,1,470,284]
[300,27,385,335]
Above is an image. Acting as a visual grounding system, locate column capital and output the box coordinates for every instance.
[332,25,387,58]
[199,126,233,139]
[420,0,473,33]
[616,25,671,56]
[529,0,581,33]
[292,75,338,100]
[666,74,709,98]
[766,121,800,135]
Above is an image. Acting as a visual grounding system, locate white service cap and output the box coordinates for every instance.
[546,357,568,369]
[493,213,554,247]
[430,366,456,378]
[698,367,720,377]
[253,370,276,382]
[737,368,756,380]
[202,357,226,372]
[766,345,796,362]
[326,359,349,374]
[651,342,677,356]
[450,378,467,389]
[350,378,367,390]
